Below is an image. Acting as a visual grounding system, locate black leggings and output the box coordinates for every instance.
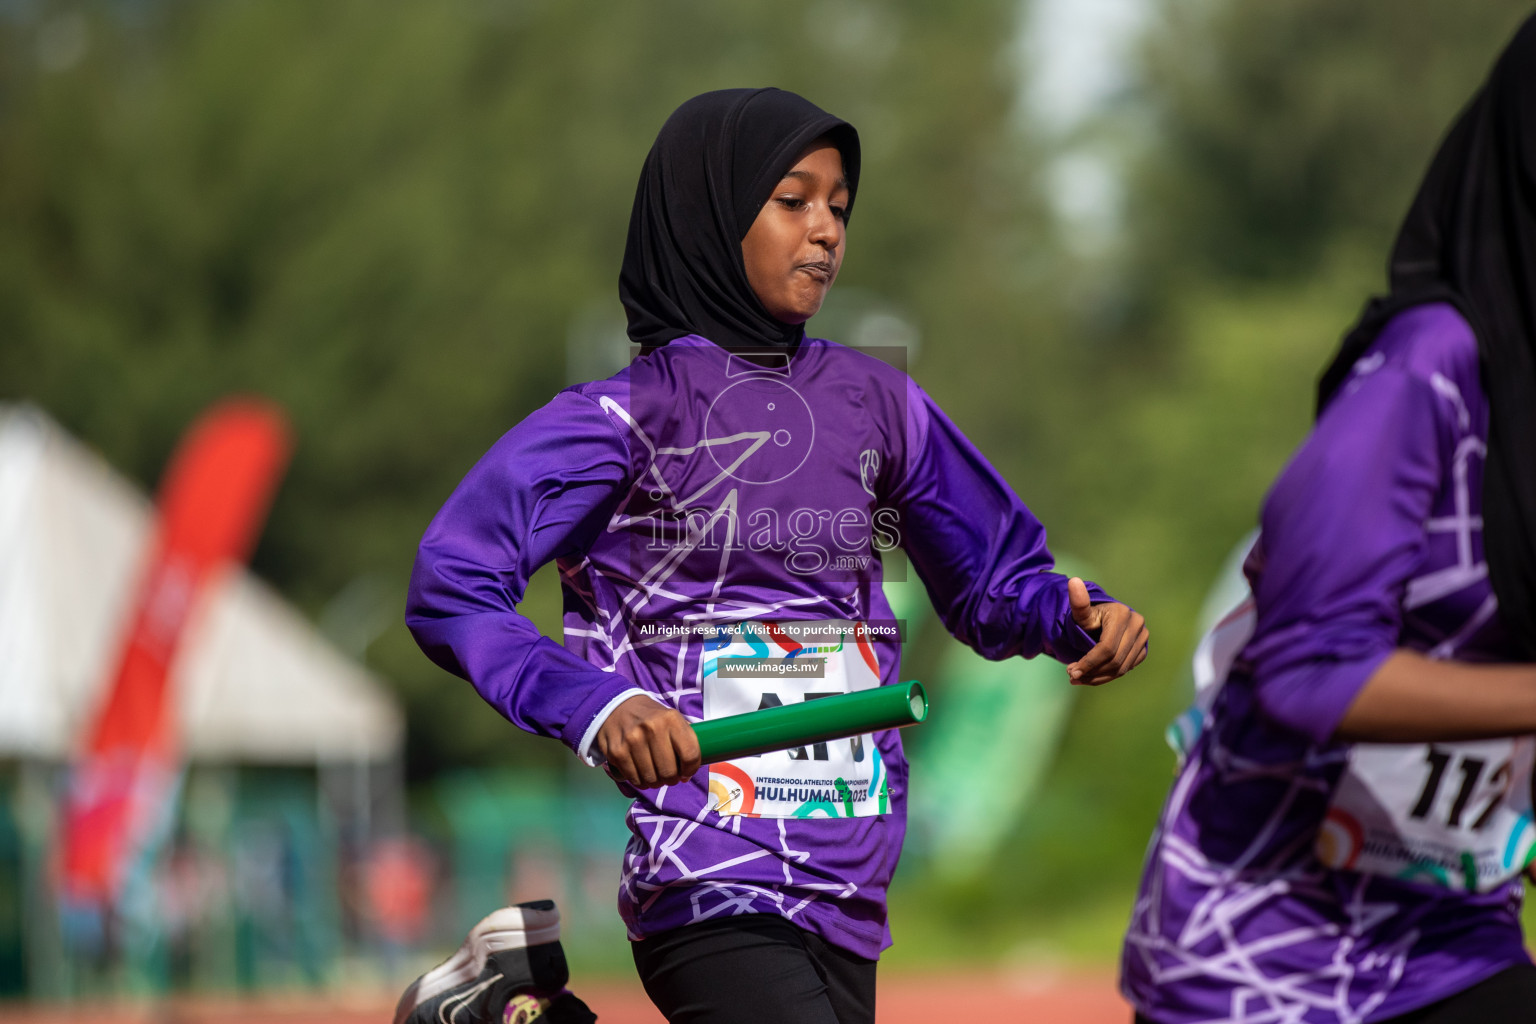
[631,915,877,1024]
[1134,962,1536,1024]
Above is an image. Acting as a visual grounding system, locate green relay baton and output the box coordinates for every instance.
[692,681,928,764]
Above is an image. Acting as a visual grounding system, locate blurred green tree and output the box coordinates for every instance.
[930,0,1536,963]
[1129,0,1533,291]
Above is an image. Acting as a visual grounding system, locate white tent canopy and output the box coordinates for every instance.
[0,404,402,764]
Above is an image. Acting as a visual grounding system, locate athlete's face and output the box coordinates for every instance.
[741,139,848,325]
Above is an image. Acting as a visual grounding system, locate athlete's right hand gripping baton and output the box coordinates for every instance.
[692,680,928,764]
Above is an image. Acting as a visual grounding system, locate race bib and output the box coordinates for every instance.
[700,620,890,819]
[1318,738,1536,892]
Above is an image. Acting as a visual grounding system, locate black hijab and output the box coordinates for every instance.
[1318,15,1536,654]
[619,88,861,350]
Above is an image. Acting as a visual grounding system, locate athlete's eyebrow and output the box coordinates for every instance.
[781,169,851,192]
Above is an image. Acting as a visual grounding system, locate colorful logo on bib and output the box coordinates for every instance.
[1316,808,1363,870]
[1502,811,1535,871]
[1396,860,1451,888]
[708,761,757,816]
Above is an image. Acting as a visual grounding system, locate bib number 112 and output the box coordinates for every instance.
[1410,746,1512,832]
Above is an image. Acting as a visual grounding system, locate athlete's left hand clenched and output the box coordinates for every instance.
[1064,576,1149,685]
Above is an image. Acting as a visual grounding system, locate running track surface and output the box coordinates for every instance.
[5,970,1130,1023]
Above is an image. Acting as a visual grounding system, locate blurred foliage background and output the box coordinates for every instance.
[3,0,1534,975]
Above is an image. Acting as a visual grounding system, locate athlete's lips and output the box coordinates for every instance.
[796,260,835,283]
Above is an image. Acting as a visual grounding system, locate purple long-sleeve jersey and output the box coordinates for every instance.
[408,336,1105,958]
[1121,304,1531,1022]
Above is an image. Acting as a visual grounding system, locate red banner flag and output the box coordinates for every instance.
[59,398,292,906]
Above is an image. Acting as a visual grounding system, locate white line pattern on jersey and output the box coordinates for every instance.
[591,374,867,934]
[1125,373,1495,1023]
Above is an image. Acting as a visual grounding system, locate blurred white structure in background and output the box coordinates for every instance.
[0,403,401,765]
[0,404,405,998]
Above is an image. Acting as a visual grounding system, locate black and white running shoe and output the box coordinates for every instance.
[392,900,595,1024]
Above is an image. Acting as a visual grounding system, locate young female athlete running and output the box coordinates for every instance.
[408,87,1149,1024]
[1122,17,1536,1024]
